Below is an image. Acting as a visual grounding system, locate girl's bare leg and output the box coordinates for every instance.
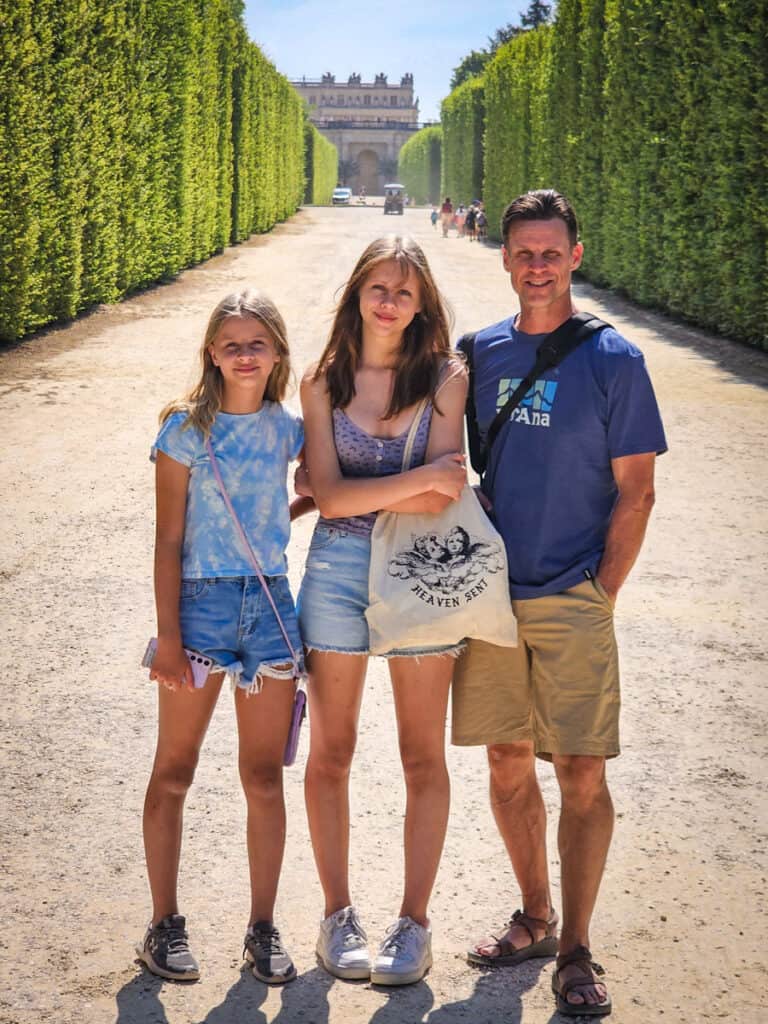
[303,651,368,916]
[235,673,296,924]
[389,655,453,925]
[142,673,225,923]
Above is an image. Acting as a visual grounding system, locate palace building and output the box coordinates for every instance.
[292,73,421,195]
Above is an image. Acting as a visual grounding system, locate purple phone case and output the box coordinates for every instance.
[142,638,212,689]
[283,686,307,766]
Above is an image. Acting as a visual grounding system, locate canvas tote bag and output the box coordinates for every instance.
[365,399,518,655]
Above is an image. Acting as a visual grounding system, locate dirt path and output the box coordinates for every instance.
[1,205,766,1024]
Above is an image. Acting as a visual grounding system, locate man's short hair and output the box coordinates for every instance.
[500,189,579,248]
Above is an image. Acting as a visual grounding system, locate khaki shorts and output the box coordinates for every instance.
[452,579,620,759]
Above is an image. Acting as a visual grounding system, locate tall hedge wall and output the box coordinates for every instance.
[398,126,442,205]
[440,78,485,205]
[0,0,318,342]
[480,0,767,348]
[304,122,339,205]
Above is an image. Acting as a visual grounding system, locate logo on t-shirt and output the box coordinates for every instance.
[496,378,558,427]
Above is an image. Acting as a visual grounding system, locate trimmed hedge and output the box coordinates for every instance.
[477,0,767,347]
[398,126,442,205]
[0,0,332,342]
[304,122,339,205]
[440,78,485,206]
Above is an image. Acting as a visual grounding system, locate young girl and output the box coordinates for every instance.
[137,291,303,985]
[296,236,468,986]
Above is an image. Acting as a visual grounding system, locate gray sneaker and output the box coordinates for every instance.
[371,916,432,986]
[244,921,297,984]
[135,914,200,981]
[316,905,371,979]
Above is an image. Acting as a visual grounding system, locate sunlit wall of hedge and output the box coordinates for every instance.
[480,0,767,348]
[304,122,339,205]
[440,78,485,206]
[0,0,312,342]
[398,126,442,205]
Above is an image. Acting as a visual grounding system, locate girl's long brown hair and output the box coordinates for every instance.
[160,290,292,435]
[314,236,453,417]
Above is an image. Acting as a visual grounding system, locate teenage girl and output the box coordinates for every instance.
[296,236,468,986]
[137,291,303,985]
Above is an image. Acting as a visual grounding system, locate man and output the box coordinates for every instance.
[453,189,666,1017]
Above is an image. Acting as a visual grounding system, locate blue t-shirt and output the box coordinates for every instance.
[467,317,667,600]
[151,403,303,578]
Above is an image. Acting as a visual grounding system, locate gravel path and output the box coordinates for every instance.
[2,204,766,1024]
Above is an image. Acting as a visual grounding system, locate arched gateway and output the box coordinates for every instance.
[292,73,421,195]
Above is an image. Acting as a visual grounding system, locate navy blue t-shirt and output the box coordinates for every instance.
[466,316,667,600]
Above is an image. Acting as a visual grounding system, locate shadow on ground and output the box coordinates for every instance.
[114,959,552,1024]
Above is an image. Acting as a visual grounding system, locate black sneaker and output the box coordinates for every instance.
[244,921,297,984]
[136,913,200,981]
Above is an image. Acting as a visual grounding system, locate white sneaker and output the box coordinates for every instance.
[316,905,371,979]
[371,916,432,986]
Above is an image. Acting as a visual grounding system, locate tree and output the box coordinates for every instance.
[487,23,522,53]
[450,50,489,90]
[451,4,553,92]
[520,1,552,30]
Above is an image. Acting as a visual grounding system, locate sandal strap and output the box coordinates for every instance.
[554,945,607,997]
[509,907,558,943]
[488,907,558,956]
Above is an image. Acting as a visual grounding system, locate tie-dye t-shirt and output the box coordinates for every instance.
[151,403,303,578]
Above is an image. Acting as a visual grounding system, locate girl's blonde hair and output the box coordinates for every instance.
[314,235,454,418]
[160,290,291,435]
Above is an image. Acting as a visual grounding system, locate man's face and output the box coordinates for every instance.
[502,218,583,311]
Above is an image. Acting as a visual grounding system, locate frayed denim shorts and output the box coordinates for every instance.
[179,575,303,692]
[297,524,463,658]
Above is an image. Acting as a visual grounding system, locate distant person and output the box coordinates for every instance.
[454,190,667,1017]
[440,196,453,237]
[465,205,477,241]
[137,291,304,986]
[476,207,488,240]
[430,207,439,229]
[454,204,467,238]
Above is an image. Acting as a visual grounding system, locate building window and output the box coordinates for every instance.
[364,95,370,106]
[309,96,316,104]
[390,96,397,106]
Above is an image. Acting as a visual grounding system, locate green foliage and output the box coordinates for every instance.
[441,79,485,204]
[398,126,442,205]
[304,121,339,204]
[450,50,489,91]
[483,27,553,238]
[478,0,767,347]
[0,0,309,341]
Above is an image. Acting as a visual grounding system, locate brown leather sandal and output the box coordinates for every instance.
[467,908,559,966]
[551,944,612,1017]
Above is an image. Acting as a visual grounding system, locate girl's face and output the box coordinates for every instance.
[208,316,280,395]
[358,260,422,345]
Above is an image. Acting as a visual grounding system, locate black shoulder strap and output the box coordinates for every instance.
[467,313,610,477]
[456,331,484,475]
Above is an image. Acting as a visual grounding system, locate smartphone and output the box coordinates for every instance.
[141,638,213,689]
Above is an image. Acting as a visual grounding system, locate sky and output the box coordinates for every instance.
[244,1,534,123]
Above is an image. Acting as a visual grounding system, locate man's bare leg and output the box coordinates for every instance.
[553,754,612,1008]
[472,741,554,958]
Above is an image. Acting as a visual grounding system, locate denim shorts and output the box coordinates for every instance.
[297,524,463,658]
[179,575,303,692]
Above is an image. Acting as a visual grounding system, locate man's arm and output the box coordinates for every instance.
[597,452,657,603]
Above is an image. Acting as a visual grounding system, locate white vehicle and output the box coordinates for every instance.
[331,187,353,205]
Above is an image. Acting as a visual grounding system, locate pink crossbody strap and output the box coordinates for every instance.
[205,437,302,677]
